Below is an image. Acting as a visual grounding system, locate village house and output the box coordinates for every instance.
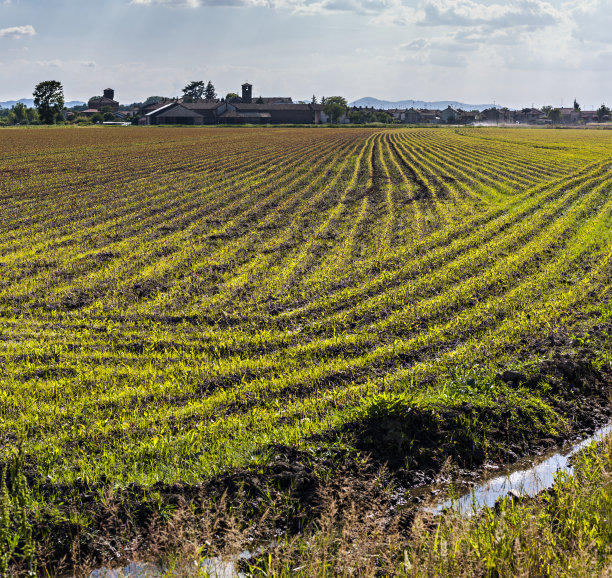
[581,110,599,123]
[457,110,478,124]
[404,108,422,123]
[371,106,477,125]
[71,86,608,128]
[147,102,218,125]
[559,108,582,124]
[419,110,441,124]
[440,106,457,124]
[140,98,178,116]
[223,102,316,124]
[386,108,405,122]
[514,108,547,124]
[479,108,500,123]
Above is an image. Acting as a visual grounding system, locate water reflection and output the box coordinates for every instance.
[434,422,612,514]
[89,554,245,578]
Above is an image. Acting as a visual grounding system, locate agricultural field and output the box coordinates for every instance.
[1,125,612,574]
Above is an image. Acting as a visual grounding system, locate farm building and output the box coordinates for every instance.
[146,101,322,125]
[88,88,120,113]
[146,84,326,125]
[147,102,219,125]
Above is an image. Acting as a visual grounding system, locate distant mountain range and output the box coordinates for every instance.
[349,97,500,112]
[0,99,85,109]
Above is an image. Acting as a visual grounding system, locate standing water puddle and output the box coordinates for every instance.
[88,552,250,577]
[433,421,612,514]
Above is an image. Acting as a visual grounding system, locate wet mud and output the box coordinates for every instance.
[9,329,612,574]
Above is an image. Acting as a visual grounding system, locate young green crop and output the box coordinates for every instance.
[1,125,612,571]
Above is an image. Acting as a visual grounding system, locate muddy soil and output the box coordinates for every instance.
[8,328,612,575]
[338,347,612,488]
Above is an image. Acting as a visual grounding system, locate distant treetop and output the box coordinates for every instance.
[183,81,205,103]
[33,80,64,124]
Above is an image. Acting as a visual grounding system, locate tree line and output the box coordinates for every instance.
[0,80,64,126]
[7,80,609,127]
[540,100,611,123]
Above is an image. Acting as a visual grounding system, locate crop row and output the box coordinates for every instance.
[0,126,611,484]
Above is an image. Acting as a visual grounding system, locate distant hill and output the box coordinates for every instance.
[0,99,85,109]
[349,97,500,112]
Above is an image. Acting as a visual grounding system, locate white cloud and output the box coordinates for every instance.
[399,33,478,68]
[131,0,388,13]
[123,0,612,41]
[401,38,429,50]
[36,59,64,67]
[387,0,576,72]
[417,0,560,29]
[374,0,564,28]
[131,0,202,6]
[0,25,36,39]
[571,0,612,44]
[428,49,468,66]
[31,59,98,70]
[131,0,255,6]
[123,0,612,52]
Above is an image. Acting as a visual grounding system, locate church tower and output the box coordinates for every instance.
[241,83,252,104]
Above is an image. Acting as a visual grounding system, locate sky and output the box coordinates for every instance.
[1,0,611,109]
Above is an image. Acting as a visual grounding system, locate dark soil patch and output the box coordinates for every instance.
[128,278,168,300]
[47,289,93,311]
[24,350,611,574]
[388,141,430,200]
[207,233,231,241]
[20,366,78,381]
[329,351,612,488]
[19,455,365,575]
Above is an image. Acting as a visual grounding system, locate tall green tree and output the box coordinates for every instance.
[33,80,64,124]
[26,108,39,124]
[374,110,392,123]
[542,105,561,124]
[323,96,348,123]
[597,104,610,121]
[144,96,166,106]
[204,81,217,101]
[182,81,205,103]
[8,102,29,125]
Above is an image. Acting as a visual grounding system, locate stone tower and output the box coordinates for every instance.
[241,83,252,104]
